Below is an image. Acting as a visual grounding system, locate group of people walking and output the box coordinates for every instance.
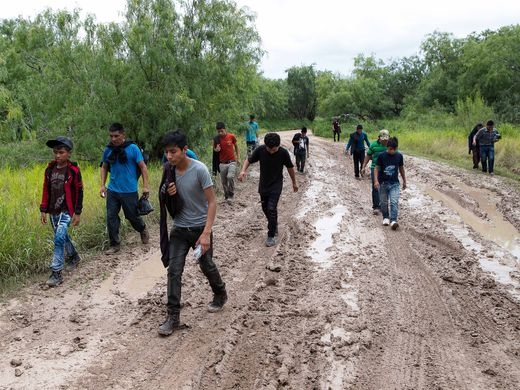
[468,120,501,174]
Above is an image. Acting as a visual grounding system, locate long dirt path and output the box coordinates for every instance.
[2,131,520,389]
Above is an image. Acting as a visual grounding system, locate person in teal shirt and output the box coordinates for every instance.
[246,114,259,158]
[361,129,390,214]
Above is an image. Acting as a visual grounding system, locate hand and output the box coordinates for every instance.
[215,144,221,152]
[100,186,107,198]
[360,168,366,177]
[167,182,177,196]
[293,183,298,192]
[402,181,407,190]
[71,214,81,227]
[197,232,211,255]
[40,212,47,225]
[238,171,246,181]
[374,181,380,190]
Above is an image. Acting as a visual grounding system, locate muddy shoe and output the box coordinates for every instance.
[372,208,380,215]
[140,227,150,244]
[382,218,390,226]
[47,271,63,287]
[105,245,120,255]
[390,221,399,230]
[158,313,180,336]
[208,292,228,313]
[265,237,276,247]
[65,252,81,272]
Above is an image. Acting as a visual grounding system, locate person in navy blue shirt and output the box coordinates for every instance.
[374,137,407,230]
[346,124,370,179]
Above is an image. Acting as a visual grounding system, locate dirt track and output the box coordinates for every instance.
[2,131,520,389]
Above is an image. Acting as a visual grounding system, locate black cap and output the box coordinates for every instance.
[46,136,73,150]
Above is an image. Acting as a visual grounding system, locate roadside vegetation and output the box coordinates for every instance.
[1,0,519,289]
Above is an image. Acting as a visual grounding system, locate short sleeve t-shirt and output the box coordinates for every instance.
[248,145,294,194]
[173,160,213,228]
[376,151,403,184]
[48,165,68,214]
[246,121,259,142]
[102,143,144,193]
[216,133,237,162]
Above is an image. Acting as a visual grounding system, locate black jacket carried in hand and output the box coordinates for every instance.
[159,162,183,267]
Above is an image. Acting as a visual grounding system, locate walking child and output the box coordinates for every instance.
[374,137,407,230]
[40,136,83,286]
[292,126,310,173]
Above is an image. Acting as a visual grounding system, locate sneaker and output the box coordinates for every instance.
[65,252,81,272]
[265,236,276,247]
[390,221,399,230]
[46,271,63,287]
[382,218,390,226]
[207,292,228,313]
[140,227,150,244]
[105,245,120,255]
[489,172,494,176]
[158,313,180,336]
[372,208,380,215]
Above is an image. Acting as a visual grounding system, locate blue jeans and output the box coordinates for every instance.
[167,227,226,314]
[370,168,380,210]
[479,145,495,173]
[106,190,146,247]
[260,192,281,238]
[379,182,401,222]
[50,212,77,271]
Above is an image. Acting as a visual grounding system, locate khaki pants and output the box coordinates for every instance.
[219,161,237,199]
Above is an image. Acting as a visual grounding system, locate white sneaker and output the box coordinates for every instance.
[390,221,399,230]
[382,218,390,226]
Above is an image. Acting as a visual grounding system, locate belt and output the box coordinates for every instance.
[173,226,205,232]
[220,160,236,164]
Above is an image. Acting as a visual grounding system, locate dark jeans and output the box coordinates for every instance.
[370,168,380,210]
[333,131,340,142]
[480,145,495,173]
[295,152,307,172]
[167,227,226,314]
[471,145,480,168]
[260,192,281,238]
[106,190,146,247]
[353,149,365,177]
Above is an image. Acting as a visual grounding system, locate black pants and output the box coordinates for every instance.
[353,149,365,177]
[167,227,226,314]
[260,192,281,238]
[212,152,220,175]
[106,190,146,247]
[295,152,307,172]
[333,131,340,142]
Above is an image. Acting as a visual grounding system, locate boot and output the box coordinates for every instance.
[158,313,180,336]
[47,270,63,287]
[207,291,228,313]
[65,252,81,272]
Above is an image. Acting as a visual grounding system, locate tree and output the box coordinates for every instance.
[286,65,317,121]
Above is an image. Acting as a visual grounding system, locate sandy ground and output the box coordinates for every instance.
[2,131,520,390]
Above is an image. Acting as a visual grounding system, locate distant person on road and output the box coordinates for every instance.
[292,126,310,173]
[213,122,240,202]
[468,123,483,169]
[100,122,150,255]
[374,137,407,230]
[361,129,390,215]
[345,124,370,179]
[473,120,501,175]
[238,133,298,247]
[158,130,227,337]
[246,114,259,158]
[40,136,83,287]
[332,118,341,142]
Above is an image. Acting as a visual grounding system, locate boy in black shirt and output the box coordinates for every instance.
[238,133,298,247]
[291,127,310,173]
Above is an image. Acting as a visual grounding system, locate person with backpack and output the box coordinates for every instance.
[100,122,150,254]
[345,124,370,179]
[292,127,310,173]
[473,120,501,175]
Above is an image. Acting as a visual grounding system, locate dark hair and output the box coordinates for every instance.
[162,130,188,149]
[109,122,124,133]
[264,133,281,148]
[486,120,494,126]
[356,124,363,130]
[249,114,255,120]
[301,126,307,133]
[387,137,398,148]
[216,121,226,130]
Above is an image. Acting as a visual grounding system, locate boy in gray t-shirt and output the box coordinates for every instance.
[158,130,227,337]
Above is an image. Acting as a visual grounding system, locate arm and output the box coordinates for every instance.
[361,153,372,171]
[234,140,241,164]
[238,159,251,181]
[365,134,370,148]
[138,160,150,196]
[197,186,216,255]
[100,162,109,197]
[399,166,407,190]
[373,166,380,190]
[72,170,83,227]
[287,166,298,192]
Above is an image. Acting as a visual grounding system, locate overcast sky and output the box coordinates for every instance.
[2,0,520,79]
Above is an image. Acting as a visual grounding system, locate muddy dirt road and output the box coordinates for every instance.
[2,131,520,389]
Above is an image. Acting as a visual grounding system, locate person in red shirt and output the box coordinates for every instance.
[213,122,241,202]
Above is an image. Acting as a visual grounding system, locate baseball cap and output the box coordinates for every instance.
[46,136,73,150]
[379,129,390,140]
